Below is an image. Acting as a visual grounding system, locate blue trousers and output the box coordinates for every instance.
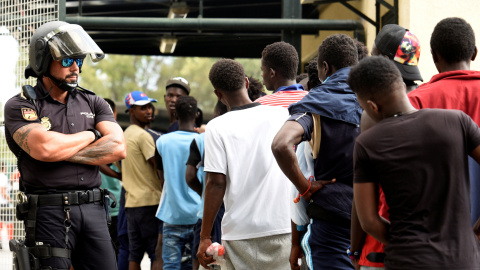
[301,218,354,270]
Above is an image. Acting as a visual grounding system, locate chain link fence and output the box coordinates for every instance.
[1,0,59,268]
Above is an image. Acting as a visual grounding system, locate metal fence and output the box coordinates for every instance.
[1,0,59,268]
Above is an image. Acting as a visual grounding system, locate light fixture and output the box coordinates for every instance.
[159,36,178,54]
[168,2,189,19]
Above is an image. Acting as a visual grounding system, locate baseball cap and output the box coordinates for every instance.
[166,77,191,95]
[124,91,157,113]
[375,24,423,82]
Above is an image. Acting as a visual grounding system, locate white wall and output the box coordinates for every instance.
[403,0,480,82]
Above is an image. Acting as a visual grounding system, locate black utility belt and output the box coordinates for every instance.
[32,189,103,206]
[17,188,105,207]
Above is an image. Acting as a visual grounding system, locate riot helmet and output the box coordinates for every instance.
[25,21,104,92]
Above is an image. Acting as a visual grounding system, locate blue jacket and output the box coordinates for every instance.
[289,67,362,221]
[289,67,362,126]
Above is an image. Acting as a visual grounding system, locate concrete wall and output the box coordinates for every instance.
[401,0,480,82]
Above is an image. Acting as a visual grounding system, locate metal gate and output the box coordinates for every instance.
[1,1,59,268]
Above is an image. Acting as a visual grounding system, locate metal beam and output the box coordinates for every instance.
[64,16,364,32]
[58,0,66,21]
[339,1,377,28]
[376,0,393,10]
[282,0,302,73]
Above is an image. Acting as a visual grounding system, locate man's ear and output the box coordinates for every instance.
[269,67,275,79]
[472,46,478,61]
[431,49,439,63]
[322,61,330,77]
[245,77,250,89]
[213,89,223,101]
[366,100,380,116]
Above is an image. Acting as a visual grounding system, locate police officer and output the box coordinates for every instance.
[4,21,126,270]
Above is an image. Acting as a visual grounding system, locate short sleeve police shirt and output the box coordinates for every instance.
[4,80,116,191]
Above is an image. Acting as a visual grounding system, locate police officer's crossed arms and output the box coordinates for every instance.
[4,21,126,270]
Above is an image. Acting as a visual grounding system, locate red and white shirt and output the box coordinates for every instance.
[255,84,308,108]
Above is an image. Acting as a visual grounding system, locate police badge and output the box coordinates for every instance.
[21,108,37,121]
[41,117,51,130]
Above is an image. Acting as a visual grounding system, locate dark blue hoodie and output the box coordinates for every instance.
[289,67,362,221]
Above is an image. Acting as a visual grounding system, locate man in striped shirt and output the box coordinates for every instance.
[255,41,308,108]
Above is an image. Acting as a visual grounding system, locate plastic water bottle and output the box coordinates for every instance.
[206,242,227,270]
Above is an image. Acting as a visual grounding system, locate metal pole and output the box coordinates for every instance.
[64,17,364,32]
[58,0,66,21]
[282,0,302,73]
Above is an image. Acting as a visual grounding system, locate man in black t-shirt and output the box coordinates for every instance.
[349,56,480,270]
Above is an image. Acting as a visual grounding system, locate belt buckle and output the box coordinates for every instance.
[78,191,88,204]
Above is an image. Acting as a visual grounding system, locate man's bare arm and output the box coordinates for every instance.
[99,164,121,180]
[272,121,309,192]
[13,123,95,162]
[186,164,202,196]
[197,172,226,268]
[354,182,389,244]
[66,121,126,165]
[470,145,480,166]
[271,121,334,201]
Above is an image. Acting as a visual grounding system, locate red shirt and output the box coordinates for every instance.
[408,70,480,125]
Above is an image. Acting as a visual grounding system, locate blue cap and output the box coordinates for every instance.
[125,91,157,112]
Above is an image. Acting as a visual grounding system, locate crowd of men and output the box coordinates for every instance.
[3,15,480,270]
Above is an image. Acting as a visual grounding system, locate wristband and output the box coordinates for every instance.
[87,128,102,143]
[346,246,361,260]
[293,176,314,203]
[200,235,212,240]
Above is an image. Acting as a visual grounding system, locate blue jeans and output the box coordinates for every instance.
[162,222,195,270]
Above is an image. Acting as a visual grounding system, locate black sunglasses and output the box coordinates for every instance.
[61,58,84,68]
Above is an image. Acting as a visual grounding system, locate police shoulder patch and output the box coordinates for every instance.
[21,108,38,121]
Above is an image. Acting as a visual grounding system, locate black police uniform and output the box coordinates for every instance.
[4,79,117,270]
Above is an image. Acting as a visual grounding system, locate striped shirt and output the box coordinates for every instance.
[255,90,308,108]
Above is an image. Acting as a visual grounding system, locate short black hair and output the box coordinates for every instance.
[209,59,245,92]
[318,34,358,70]
[354,39,369,61]
[104,98,116,111]
[247,76,266,101]
[430,17,476,63]
[347,56,403,100]
[262,41,299,80]
[175,96,197,122]
[296,73,308,83]
[214,100,228,116]
[306,57,321,90]
[195,108,203,127]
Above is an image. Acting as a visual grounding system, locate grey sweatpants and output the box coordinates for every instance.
[223,233,291,270]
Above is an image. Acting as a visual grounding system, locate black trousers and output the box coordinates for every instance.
[34,203,117,270]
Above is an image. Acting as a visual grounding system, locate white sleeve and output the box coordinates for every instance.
[204,122,227,174]
[290,142,311,226]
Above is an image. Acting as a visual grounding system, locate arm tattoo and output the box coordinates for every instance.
[66,137,116,164]
[13,125,44,155]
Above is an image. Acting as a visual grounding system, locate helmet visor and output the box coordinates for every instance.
[46,24,104,62]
